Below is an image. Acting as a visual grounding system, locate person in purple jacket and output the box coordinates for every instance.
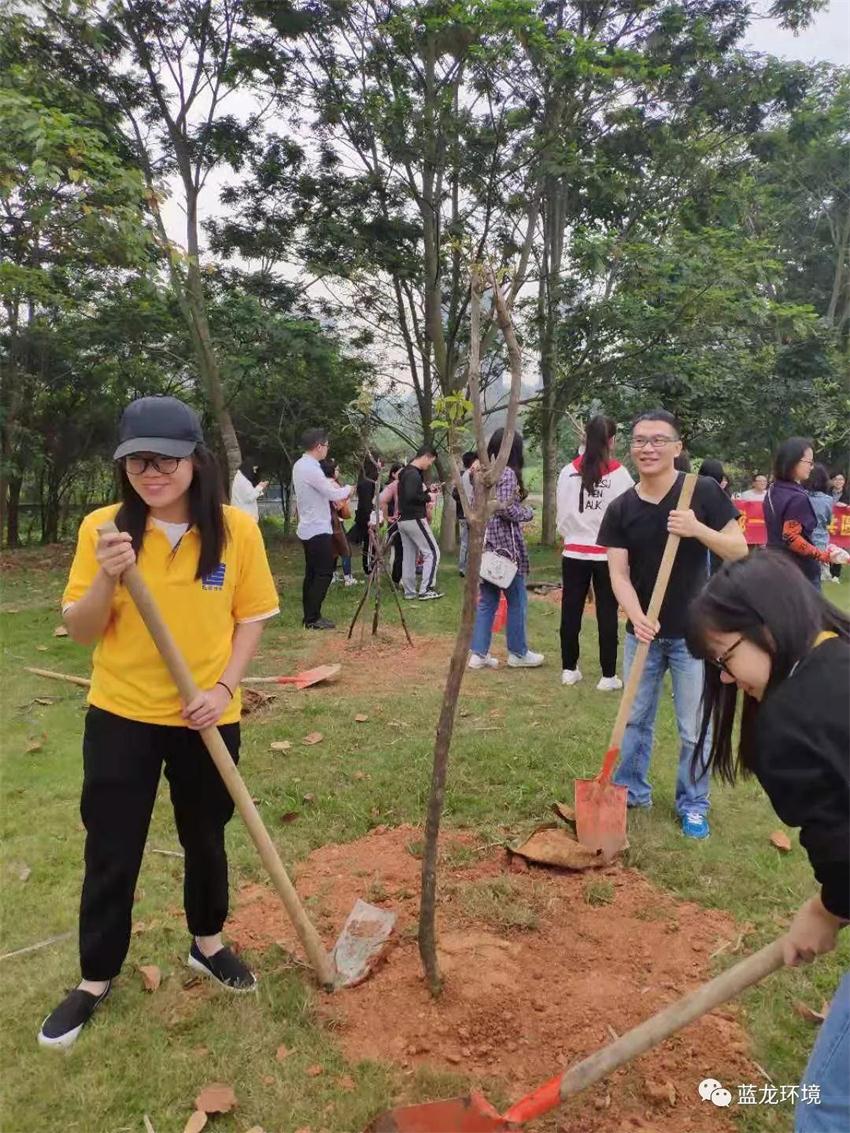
[764,437,842,587]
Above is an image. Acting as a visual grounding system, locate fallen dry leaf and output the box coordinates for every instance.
[18,864,31,882]
[306,1064,324,1077]
[353,714,368,723]
[275,1043,290,1062]
[270,741,292,752]
[53,625,69,637]
[182,1111,208,1133]
[793,1000,827,1024]
[194,1083,236,1114]
[35,697,54,705]
[353,771,366,781]
[139,964,162,992]
[244,1127,267,1133]
[770,831,792,853]
[302,793,315,805]
[303,732,323,745]
[279,811,299,824]
[337,1075,356,1091]
[35,645,48,652]
[261,1075,275,1086]
[25,738,43,754]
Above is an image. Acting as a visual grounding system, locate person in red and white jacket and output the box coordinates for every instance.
[556,416,633,689]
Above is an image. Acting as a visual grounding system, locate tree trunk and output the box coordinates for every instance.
[6,475,22,548]
[439,485,457,552]
[540,380,559,546]
[418,517,483,993]
[283,475,294,536]
[184,190,242,484]
[42,477,61,545]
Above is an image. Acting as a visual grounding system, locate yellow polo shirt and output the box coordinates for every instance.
[63,504,279,726]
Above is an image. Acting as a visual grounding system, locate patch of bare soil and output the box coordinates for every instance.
[228,826,756,1132]
[301,627,451,695]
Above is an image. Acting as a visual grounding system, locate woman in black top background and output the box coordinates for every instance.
[686,551,849,1133]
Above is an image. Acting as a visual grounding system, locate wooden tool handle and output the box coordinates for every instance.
[504,938,785,1123]
[607,473,698,753]
[25,666,91,688]
[97,521,335,988]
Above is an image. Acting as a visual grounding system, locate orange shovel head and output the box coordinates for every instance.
[365,1092,511,1133]
[574,748,628,860]
[291,663,341,689]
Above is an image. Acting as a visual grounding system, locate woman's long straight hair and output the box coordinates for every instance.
[115,445,227,580]
[487,428,526,497]
[685,549,850,783]
[581,415,616,493]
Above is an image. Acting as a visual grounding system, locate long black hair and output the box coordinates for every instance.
[238,455,259,485]
[685,549,850,783]
[773,436,813,483]
[487,428,526,498]
[115,445,227,581]
[581,416,615,493]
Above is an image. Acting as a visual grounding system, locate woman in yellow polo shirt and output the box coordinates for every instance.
[38,396,279,1050]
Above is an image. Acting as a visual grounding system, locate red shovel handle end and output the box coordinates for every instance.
[598,746,620,785]
[503,1074,562,1125]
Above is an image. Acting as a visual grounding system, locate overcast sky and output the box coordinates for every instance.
[745,0,849,63]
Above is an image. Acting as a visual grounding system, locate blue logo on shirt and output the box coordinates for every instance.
[202,563,226,590]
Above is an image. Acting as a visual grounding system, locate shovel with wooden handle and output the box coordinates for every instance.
[574,472,698,859]
[366,937,786,1132]
[97,521,394,989]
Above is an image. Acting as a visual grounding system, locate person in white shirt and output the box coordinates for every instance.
[737,474,768,502]
[556,415,633,689]
[292,428,353,629]
[230,457,268,521]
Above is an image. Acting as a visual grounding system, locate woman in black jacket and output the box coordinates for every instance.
[686,550,848,1133]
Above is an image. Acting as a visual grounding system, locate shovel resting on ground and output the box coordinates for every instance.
[366,936,785,1131]
[242,663,341,690]
[97,521,394,989]
[574,473,698,859]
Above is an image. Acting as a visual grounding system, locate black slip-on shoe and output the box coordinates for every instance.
[38,982,112,1050]
[187,940,256,992]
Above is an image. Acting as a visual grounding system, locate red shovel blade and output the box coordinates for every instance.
[574,746,628,860]
[365,1092,511,1133]
[283,663,341,689]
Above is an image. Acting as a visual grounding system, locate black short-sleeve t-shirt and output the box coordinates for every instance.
[597,472,739,638]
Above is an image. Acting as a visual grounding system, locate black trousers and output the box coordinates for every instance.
[300,532,335,624]
[386,521,403,585]
[560,557,619,677]
[79,707,239,980]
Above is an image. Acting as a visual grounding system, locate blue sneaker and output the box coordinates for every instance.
[681,811,710,840]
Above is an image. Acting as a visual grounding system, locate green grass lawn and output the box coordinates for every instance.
[1,537,847,1133]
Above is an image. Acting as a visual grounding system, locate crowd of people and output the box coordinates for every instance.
[37,394,848,1131]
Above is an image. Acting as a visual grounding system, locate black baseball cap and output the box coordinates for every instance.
[113,396,204,460]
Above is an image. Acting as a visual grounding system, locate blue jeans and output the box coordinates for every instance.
[796,971,850,1131]
[470,575,528,658]
[612,633,710,817]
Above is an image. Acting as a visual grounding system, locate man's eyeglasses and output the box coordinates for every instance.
[631,435,678,449]
[124,455,182,476]
[708,636,743,676]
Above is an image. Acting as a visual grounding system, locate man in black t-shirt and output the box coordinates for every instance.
[597,410,747,840]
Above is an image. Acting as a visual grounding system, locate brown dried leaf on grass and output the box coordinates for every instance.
[303,732,323,745]
[25,737,44,754]
[53,625,69,637]
[270,740,292,752]
[793,1000,827,1024]
[244,1127,267,1133]
[279,812,299,824]
[182,1111,207,1133]
[275,1043,290,1062]
[354,714,368,723]
[770,831,792,853]
[138,964,162,992]
[306,1064,324,1077]
[194,1083,236,1114]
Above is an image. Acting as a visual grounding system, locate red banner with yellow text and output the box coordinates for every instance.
[736,500,850,550]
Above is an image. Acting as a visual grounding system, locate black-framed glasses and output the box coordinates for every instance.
[709,636,744,675]
[124,455,182,476]
[631,435,678,449]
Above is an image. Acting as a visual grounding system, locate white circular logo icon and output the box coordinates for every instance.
[699,1079,723,1102]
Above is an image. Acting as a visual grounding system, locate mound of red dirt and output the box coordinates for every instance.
[302,627,451,694]
[228,826,760,1132]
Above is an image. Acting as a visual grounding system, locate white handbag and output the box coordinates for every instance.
[479,519,520,589]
